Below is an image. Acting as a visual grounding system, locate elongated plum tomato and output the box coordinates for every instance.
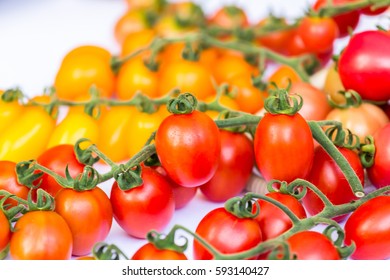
[193,207,262,260]
[0,210,11,259]
[10,211,73,260]
[155,110,221,188]
[338,31,390,102]
[254,112,314,183]
[132,243,187,260]
[344,196,390,260]
[0,161,29,207]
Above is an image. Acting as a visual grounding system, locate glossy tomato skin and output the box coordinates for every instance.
[132,243,187,260]
[254,192,306,240]
[55,187,113,256]
[110,166,175,239]
[338,31,390,102]
[0,210,11,258]
[254,112,314,183]
[9,211,73,260]
[286,231,340,260]
[155,110,221,188]
[344,196,390,260]
[193,207,262,260]
[199,130,254,202]
[303,146,364,221]
[367,124,390,189]
[37,144,85,197]
[0,161,30,207]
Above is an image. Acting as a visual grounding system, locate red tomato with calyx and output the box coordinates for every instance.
[367,123,390,189]
[0,210,11,258]
[131,243,187,260]
[0,161,29,207]
[36,144,85,197]
[55,187,113,256]
[313,0,360,38]
[286,231,340,260]
[155,110,221,188]
[193,207,262,260]
[154,166,198,209]
[110,166,175,239]
[344,196,390,260]
[253,192,306,240]
[303,146,364,222]
[9,211,73,260]
[338,30,390,102]
[297,17,338,53]
[254,112,314,183]
[199,130,254,202]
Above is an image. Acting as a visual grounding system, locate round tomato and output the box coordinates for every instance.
[302,146,364,221]
[199,130,254,202]
[268,65,301,90]
[114,9,154,44]
[345,196,390,260]
[36,144,85,197]
[367,123,390,189]
[193,207,262,260]
[154,15,198,39]
[55,186,113,256]
[155,110,221,188]
[254,112,314,183]
[338,30,390,102]
[208,5,249,29]
[0,161,30,207]
[121,29,156,58]
[253,192,306,240]
[286,231,340,260]
[110,166,175,239]
[131,243,187,260]
[0,210,11,259]
[9,211,73,260]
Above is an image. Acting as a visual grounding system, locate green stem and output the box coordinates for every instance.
[88,145,118,169]
[34,162,71,188]
[319,0,390,17]
[215,113,260,128]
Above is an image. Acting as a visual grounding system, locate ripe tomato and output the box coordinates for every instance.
[268,65,301,90]
[253,192,306,240]
[9,211,73,260]
[54,45,115,101]
[297,17,338,53]
[55,186,113,256]
[98,106,136,163]
[0,91,23,132]
[0,107,55,162]
[110,166,175,239]
[199,130,254,202]
[339,31,390,102]
[254,112,314,183]
[154,15,198,39]
[117,57,159,100]
[114,9,154,44]
[367,123,390,189]
[125,0,165,11]
[158,59,215,101]
[0,210,11,259]
[325,102,389,143]
[36,144,85,197]
[286,231,340,260]
[313,0,360,38]
[302,146,364,221]
[193,207,262,260]
[121,29,156,58]
[47,111,99,149]
[323,64,346,105]
[155,110,221,188]
[285,31,307,56]
[208,5,249,29]
[289,82,332,121]
[0,161,30,207]
[344,196,390,260]
[131,243,187,260]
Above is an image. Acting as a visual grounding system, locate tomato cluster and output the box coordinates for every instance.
[1,0,390,261]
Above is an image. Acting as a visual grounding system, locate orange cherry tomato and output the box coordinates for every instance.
[125,0,165,11]
[268,65,301,90]
[0,209,11,259]
[54,45,115,101]
[131,243,187,260]
[154,15,198,39]
[114,9,154,44]
[208,5,249,29]
[121,29,156,58]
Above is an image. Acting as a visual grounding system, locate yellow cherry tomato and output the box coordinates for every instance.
[0,90,24,132]
[125,107,168,159]
[48,111,99,149]
[97,106,137,163]
[323,64,346,105]
[0,107,55,162]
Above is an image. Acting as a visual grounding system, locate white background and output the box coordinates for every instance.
[0,0,388,260]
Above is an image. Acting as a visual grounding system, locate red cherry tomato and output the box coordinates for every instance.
[344,196,390,260]
[155,110,221,188]
[286,231,340,260]
[110,166,175,239]
[193,207,262,260]
[199,130,254,202]
[0,210,11,259]
[0,161,29,207]
[131,243,187,260]
[254,112,314,183]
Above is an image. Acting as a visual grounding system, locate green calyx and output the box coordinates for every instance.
[167,92,198,114]
[147,230,188,254]
[264,88,303,116]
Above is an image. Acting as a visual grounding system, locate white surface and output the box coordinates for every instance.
[0,0,388,260]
